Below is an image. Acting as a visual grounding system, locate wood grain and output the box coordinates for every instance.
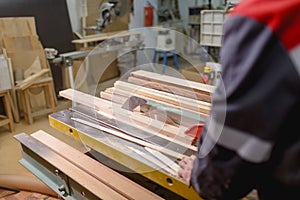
[60,89,195,148]
[130,70,215,95]
[14,132,128,200]
[31,130,163,200]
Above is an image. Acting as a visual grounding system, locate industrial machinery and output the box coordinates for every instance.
[14,67,216,199]
[84,0,127,33]
[96,1,118,32]
[156,29,176,51]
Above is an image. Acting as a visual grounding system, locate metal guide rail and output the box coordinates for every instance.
[46,106,202,200]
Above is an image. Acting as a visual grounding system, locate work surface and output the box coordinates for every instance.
[47,105,201,199]
[48,70,212,199]
[13,69,260,199]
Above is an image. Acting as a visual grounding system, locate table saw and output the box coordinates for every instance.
[14,70,216,199]
[15,105,201,199]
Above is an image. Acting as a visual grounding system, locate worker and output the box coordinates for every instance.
[178,0,300,199]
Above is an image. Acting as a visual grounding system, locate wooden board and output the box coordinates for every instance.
[128,76,212,102]
[24,57,42,79]
[7,50,49,70]
[72,31,141,44]
[130,70,216,95]
[105,86,208,122]
[15,69,50,90]
[2,50,19,122]
[31,130,163,200]
[114,81,211,115]
[3,36,42,52]
[59,89,196,153]
[60,88,193,138]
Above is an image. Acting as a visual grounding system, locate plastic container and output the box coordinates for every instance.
[200,10,228,47]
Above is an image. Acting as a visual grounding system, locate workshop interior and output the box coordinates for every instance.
[0,0,262,199]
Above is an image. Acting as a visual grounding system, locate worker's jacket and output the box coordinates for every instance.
[190,0,300,199]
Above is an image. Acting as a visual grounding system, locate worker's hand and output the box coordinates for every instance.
[178,155,196,183]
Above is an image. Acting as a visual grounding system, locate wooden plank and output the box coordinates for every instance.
[4,50,20,122]
[0,17,37,37]
[104,86,207,125]
[3,36,42,52]
[24,57,41,78]
[72,117,184,159]
[114,81,211,115]
[128,76,212,102]
[31,130,163,200]
[118,80,212,109]
[2,91,14,132]
[100,90,182,127]
[0,54,12,91]
[130,70,215,94]
[59,89,196,153]
[108,86,208,119]
[102,87,203,127]
[7,91,19,124]
[14,133,128,200]
[127,146,178,176]
[72,31,141,44]
[7,50,49,70]
[99,92,194,145]
[14,69,50,90]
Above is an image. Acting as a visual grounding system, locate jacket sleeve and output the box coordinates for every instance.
[190,12,300,199]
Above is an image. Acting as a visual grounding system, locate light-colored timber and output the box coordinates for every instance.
[31,130,163,200]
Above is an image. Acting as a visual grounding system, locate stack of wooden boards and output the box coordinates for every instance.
[0,17,56,124]
[56,70,215,199]
[15,130,163,199]
[59,70,215,158]
[101,70,215,127]
[82,0,130,36]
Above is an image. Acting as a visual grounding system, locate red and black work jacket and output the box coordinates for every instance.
[191,0,300,199]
